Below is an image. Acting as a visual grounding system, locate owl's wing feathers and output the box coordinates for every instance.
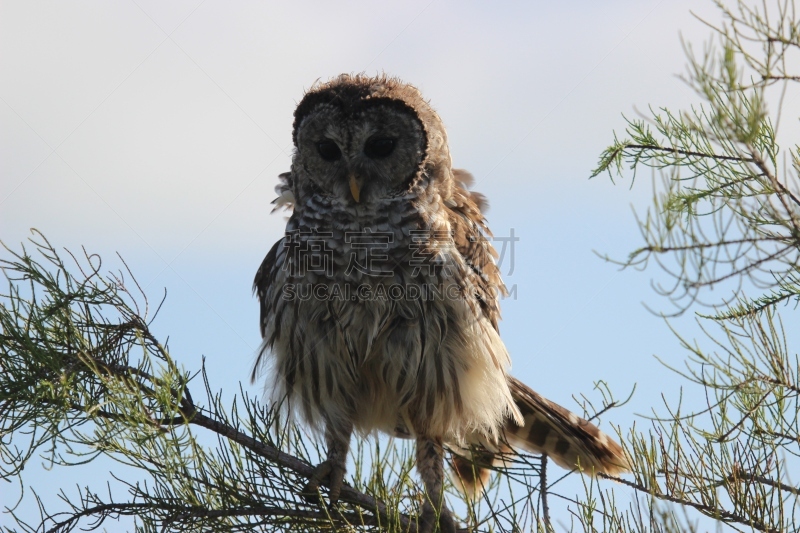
[446,169,505,330]
[252,236,286,381]
[452,168,488,213]
[448,174,629,494]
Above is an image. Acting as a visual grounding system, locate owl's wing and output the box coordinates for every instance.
[447,169,505,330]
[252,235,286,381]
[254,171,294,358]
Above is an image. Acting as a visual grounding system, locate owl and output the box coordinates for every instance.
[253,74,628,532]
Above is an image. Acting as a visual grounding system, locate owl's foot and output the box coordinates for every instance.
[300,459,346,506]
[420,502,457,533]
[302,423,352,506]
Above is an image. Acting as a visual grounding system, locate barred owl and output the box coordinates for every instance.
[253,74,628,532]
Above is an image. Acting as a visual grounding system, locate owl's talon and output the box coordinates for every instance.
[300,460,346,506]
[327,462,346,505]
[300,461,330,503]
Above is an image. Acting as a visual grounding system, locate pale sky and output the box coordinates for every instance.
[2,0,789,529]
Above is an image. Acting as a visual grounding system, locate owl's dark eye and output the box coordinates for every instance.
[316,140,342,161]
[364,137,395,159]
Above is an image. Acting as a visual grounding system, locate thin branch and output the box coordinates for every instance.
[726,472,800,496]
[45,501,392,533]
[622,143,757,163]
[540,454,551,531]
[598,473,779,533]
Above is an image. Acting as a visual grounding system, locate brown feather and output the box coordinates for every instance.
[504,376,629,476]
[450,449,494,499]
[446,172,505,330]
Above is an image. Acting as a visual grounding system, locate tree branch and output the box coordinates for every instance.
[598,473,779,533]
[621,143,757,163]
[187,409,417,531]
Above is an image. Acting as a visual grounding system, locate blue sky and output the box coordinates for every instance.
[3,1,795,529]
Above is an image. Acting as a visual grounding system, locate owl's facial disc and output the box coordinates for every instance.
[295,103,425,204]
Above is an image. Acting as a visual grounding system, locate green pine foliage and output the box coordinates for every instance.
[591,1,800,531]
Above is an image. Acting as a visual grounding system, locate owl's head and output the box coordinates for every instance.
[290,74,452,206]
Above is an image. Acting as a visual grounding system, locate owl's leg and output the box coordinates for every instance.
[416,437,457,533]
[301,421,352,506]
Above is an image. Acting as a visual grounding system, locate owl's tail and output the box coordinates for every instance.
[451,376,630,496]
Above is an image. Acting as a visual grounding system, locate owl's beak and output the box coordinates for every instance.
[348,174,362,203]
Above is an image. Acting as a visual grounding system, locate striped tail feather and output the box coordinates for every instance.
[505,376,629,475]
[451,376,629,496]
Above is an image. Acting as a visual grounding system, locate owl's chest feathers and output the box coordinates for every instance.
[280,200,455,359]
[292,193,424,234]
[285,194,458,284]
[262,196,515,441]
